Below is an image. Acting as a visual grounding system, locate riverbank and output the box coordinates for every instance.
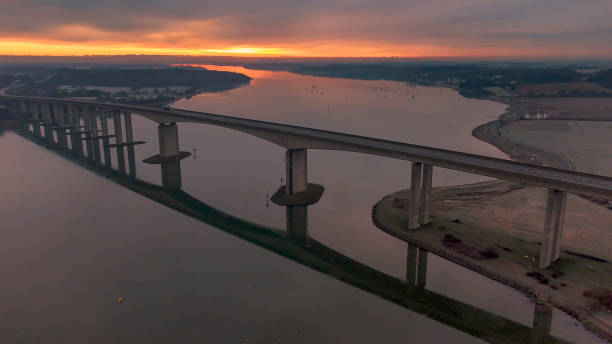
[373,182,612,342]
[373,96,612,341]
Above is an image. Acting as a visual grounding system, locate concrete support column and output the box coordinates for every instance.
[124,111,136,177]
[89,110,101,164]
[406,243,428,288]
[54,103,67,148]
[113,111,126,174]
[159,122,181,189]
[83,109,94,162]
[285,149,308,194]
[68,106,84,158]
[18,101,28,115]
[158,122,179,157]
[552,192,567,261]
[539,189,568,268]
[408,162,434,229]
[286,206,308,243]
[41,103,53,144]
[420,164,433,225]
[30,102,41,136]
[99,112,112,168]
[408,162,423,230]
[532,302,553,343]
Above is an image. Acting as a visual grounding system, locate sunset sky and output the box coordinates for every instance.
[1,0,611,58]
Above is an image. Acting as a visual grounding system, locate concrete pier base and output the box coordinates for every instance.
[406,243,428,288]
[271,183,324,206]
[271,148,324,206]
[286,206,308,243]
[539,189,568,268]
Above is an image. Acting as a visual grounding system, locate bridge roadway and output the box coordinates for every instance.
[3,95,612,200]
[3,94,612,269]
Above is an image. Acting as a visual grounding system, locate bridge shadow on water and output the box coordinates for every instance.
[11,116,570,344]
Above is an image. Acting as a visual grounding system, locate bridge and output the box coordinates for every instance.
[2,95,612,269]
[5,120,569,344]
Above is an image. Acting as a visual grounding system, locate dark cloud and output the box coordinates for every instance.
[0,0,610,56]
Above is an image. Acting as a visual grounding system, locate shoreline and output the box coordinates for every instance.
[372,96,612,342]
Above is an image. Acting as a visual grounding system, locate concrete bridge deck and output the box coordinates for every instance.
[3,94,612,269]
[3,95,611,199]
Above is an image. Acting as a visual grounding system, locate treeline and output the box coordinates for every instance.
[288,64,611,98]
[0,74,14,88]
[48,68,251,88]
[591,69,612,89]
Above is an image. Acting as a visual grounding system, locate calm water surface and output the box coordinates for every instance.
[0,66,603,343]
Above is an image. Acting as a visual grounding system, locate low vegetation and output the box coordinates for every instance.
[2,67,251,105]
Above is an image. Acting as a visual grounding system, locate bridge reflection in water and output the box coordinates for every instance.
[9,105,567,344]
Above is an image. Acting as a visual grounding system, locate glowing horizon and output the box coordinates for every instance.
[0,1,611,59]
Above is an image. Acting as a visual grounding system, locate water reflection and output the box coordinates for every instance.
[9,116,576,344]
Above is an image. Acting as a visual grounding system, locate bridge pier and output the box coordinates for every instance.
[271,149,324,206]
[142,122,190,190]
[112,111,126,173]
[23,102,33,132]
[124,111,137,177]
[532,302,553,343]
[54,103,68,149]
[539,189,567,268]
[89,109,102,165]
[406,243,428,288]
[408,162,433,230]
[41,103,54,145]
[99,111,112,168]
[29,102,42,138]
[68,106,84,158]
[286,205,309,243]
[286,149,308,194]
[83,108,95,163]
[159,122,181,189]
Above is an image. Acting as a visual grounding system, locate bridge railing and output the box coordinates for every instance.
[3,95,612,268]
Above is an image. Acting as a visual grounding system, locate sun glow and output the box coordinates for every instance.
[0,41,294,56]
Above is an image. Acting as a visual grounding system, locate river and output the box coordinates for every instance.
[0,66,604,343]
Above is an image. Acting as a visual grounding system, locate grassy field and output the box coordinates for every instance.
[515,97,612,120]
[515,83,612,97]
[500,120,612,176]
